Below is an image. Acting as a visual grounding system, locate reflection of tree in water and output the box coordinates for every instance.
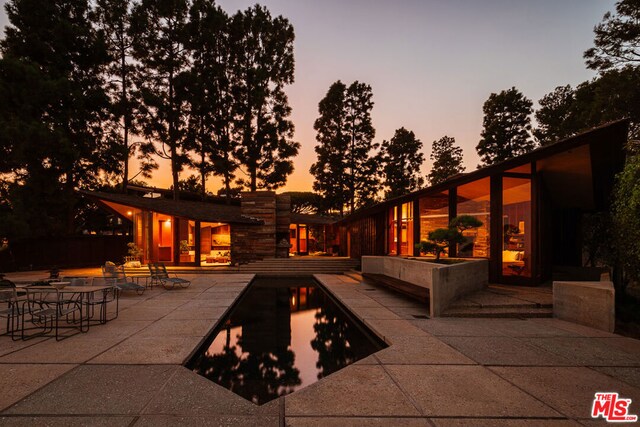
[193,330,301,404]
[311,299,357,379]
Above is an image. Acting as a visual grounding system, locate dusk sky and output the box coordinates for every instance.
[0,0,617,193]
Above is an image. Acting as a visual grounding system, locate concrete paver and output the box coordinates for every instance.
[0,364,76,412]
[386,365,561,417]
[525,337,640,366]
[285,417,432,427]
[490,366,640,419]
[142,367,270,416]
[285,365,421,417]
[0,416,135,426]
[1,271,639,426]
[4,365,176,415]
[439,336,573,366]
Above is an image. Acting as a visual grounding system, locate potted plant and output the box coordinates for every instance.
[179,240,190,254]
[127,242,143,263]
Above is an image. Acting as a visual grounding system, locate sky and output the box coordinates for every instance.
[0,0,618,193]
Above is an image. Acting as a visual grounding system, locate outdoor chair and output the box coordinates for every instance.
[102,262,145,295]
[148,262,191,290]
[0,279,25,340]
[24,287,82,341]
[88,277,119,323]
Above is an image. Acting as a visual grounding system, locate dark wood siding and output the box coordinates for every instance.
[340,211,386,258]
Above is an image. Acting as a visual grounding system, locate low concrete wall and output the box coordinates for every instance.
[553,281,615,333]
[362,256,488,317]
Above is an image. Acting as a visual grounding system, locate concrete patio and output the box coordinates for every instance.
[1,272,639,426]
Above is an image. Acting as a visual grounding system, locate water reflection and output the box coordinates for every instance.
[188,278,384,405]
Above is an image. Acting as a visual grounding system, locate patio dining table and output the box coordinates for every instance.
[28,285,118,333]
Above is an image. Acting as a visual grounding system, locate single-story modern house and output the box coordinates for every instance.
[335,120,629,285]
[80,190,337,266]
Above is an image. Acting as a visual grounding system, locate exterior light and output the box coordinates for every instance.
[127,211,133,216]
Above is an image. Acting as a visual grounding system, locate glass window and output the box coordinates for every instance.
[419,191,449,253]
[456,178,490,258]
[502,177,531,277]
[201,222,230,265]
[388,206,398,255]
[399,202,413,255]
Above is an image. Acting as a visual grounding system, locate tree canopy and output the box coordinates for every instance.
[476,87,535,167]
[378,127,424,199]
[427,135,465,185]
[310,80,379,215]
[535,67,640,145]
[584,0,640,71]
[230,4,299,192]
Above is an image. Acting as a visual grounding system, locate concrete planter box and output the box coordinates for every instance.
[362,256,488,317]
[553,281,615,333]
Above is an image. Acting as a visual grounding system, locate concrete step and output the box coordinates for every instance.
[441,306,553,318]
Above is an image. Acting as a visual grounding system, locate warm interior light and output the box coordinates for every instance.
[126,211,133,216]
[164,219,171,227]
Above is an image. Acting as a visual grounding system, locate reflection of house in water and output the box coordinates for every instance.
[233,285,320,354]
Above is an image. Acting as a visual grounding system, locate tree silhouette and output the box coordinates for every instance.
[229,5,299,192]
[585,0,640,71]
[534,68,640,144]
[130,0,192,201]
[378,127,424,199]
[476,87,535,167]
[94,0,157,192]
[0,0,110,235]
[184,0,236,199]
[311,80,379,214]
[534,85,580,145]
[427,136,465,185]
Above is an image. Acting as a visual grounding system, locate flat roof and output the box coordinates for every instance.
[79,190,263,225]
[337,119,629,224]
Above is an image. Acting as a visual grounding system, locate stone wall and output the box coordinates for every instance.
[231,192,277,264]
[275,194,291,258]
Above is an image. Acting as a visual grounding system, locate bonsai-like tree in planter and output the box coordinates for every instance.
[416,215,483,261]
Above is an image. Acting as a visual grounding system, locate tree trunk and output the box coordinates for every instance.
[120,41,129,193]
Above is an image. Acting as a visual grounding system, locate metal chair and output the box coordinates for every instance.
[149,262,191,290]
[88,277,119,323]
[0,279,25,340]
[24,287,82,341]
[102,263,145,295]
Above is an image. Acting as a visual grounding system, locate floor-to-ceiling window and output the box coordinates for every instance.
[399,202,414,255]
[388,206,398,255]
[418,191,449,256]
[200,222,230,265]
[456,178,491,258]
[157,215,173,262]
[502,176,532,277]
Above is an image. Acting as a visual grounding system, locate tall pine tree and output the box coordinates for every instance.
[131,0,191,200]
[476,87,535,167]
[378,127,424,199]
[0,0,110,236]
[229,5,299,191]
[427,136,465,185]
[311,80,378,214]
[94,0,157,191]
[310,81,348,214]
[184,0,233,198]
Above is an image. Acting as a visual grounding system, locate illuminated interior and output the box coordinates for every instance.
[456,178,491,258]
[200,222,231,265]
[502,177,532,277]
[419,191,449,256]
